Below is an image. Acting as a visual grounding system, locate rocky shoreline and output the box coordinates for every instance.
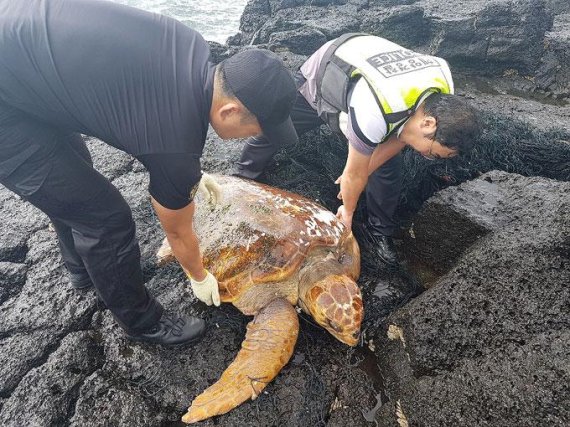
[0,0,568,426]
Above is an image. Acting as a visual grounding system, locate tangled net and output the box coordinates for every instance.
[265,113,570,223]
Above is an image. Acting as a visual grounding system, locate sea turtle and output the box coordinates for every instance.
[157,174,363,424]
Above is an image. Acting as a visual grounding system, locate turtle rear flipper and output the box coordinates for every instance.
[182,298,299,424]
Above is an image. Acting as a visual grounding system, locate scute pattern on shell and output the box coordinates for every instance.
[193,175,348,310]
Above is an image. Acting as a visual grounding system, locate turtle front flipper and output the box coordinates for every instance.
[156,237,175,266]
[182,298,299,424]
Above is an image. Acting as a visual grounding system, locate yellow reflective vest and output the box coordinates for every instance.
[315,33,454,138]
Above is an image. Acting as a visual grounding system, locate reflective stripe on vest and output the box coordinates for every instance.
[317,34,454,137]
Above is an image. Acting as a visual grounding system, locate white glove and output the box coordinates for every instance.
[188,270,221,306]
[198,173,222,206]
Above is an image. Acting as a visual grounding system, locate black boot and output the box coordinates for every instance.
[355,223,399,266]
[126,314,206,346]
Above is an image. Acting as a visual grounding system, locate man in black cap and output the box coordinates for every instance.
[0,0,297,346]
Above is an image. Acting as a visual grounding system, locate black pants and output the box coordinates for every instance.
[0,102,162,334]
[235,89,402,237]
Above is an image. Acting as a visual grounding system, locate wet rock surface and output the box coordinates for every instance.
[228,0,570,120]
[374,172,569,426]
[0,332,103,426]
[1,0,569,426]
[0,262,27,304]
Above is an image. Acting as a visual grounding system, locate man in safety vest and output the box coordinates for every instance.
[235,34,480,266]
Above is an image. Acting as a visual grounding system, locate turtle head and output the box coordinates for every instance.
[300,274,363,346]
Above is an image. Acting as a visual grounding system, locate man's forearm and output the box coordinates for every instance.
[341,171,368,217]
[166,227,206,281]
[339,143,373,225]
[151,197,206,281]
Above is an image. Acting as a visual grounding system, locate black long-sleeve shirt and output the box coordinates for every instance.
[0,0,215,208]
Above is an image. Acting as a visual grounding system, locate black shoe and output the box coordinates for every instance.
[355,224,399,266]
[126,314,206,346]
[231,164,264,181]
[69,271,93,290]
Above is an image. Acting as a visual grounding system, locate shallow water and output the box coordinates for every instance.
[110,0,248,43]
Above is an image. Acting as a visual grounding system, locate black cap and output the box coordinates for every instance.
[222,49,298,146]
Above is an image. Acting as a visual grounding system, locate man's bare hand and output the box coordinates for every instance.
[335,176,343,200]
[336,205,353,231]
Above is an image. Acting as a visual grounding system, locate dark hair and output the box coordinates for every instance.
[423,93,481,155]
[215,62,256,125]
[216,62,234,98]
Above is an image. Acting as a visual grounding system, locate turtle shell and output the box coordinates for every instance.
[193,175,352,315]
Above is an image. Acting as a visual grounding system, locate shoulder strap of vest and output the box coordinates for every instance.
[356,78,409,125]
[366,85,441,125]
[316,33,368,103]
[361,83,440,141]
[388,87,440,123]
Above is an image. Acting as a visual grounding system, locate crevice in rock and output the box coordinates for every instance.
[0,305,100,400]
[0,242,28,264]
[0,335,62,400]
[0,262,27,305]
[60,337,106,427]
[0,299,99,341]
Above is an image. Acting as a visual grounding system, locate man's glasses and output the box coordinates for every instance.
[422,139,437,161]
[422,139,441,160]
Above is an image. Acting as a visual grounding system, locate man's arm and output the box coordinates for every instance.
[151,197,206,281]
[368,135,406,175]
[337,144,372,230]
